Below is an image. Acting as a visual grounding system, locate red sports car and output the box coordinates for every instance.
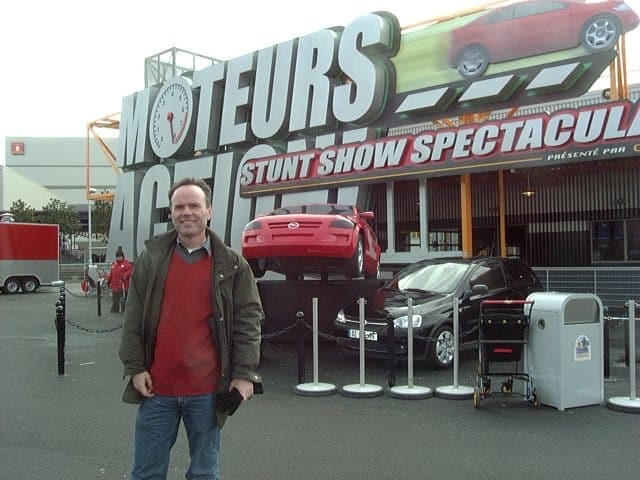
[241,204,381,280]
[449,0,640,78]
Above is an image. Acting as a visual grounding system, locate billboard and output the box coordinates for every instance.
[108,3,640,258]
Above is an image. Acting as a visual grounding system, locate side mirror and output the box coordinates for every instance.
[462,284,488,301]
[463,284,489,301]
[360,211,375,221]
[472,284,489,295]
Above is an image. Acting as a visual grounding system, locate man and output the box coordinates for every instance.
[119,177,263,480]
[105,247,133,313]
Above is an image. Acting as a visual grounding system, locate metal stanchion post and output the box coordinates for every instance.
[386,312,396,388]
[389,297,433,399]
[295,298,337,396]
[435,297,474,399]
[52,280,66,376]
[607,300,640,413]
[97,280,102,317]
[341,298,383,398]
[604,312,610,379]
[296,311,306,385]
[624,315,630,367]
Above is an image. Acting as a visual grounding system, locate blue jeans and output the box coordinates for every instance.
[130,393,220,480]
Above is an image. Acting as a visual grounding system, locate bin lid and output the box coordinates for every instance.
[526,292,603,315]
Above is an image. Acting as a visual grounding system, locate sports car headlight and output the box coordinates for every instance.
[244,219,262,231]
[336,309,346,324]
[329,218,354,229]
[393,315,423,328]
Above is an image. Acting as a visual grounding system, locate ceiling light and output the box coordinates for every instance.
[522,174,535,197]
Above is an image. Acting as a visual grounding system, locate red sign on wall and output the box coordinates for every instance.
[10,141,25,155]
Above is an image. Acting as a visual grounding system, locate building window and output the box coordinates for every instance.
[429,229,460,251]
[628,220,640,261]
[592,220,640,262]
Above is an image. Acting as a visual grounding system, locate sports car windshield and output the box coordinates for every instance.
[267,204,354,216]
[390,262,470,294]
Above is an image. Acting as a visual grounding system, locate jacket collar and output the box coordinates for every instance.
[144,228,236,266]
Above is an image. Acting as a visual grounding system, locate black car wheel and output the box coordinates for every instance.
[581,15,620,52]
[456,45,489,79]
[346,236,364,278]
[426,324,454,369]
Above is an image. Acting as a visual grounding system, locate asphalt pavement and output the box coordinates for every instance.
[1,282,639,480]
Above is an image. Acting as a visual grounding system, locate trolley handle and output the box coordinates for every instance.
[481,300,534,305]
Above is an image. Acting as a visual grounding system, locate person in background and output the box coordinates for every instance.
[119,177,263,480]
[106,247,133,313]
[61,236,70,258]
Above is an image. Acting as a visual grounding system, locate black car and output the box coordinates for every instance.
[334,257,543,369]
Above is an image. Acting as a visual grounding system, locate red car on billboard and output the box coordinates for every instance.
[449,0,640,78]
[241,204,381,280]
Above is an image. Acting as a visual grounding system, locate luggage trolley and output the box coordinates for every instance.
[473,299,539,409]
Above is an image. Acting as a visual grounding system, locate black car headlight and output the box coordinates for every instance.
[393,314,423,328]
[336,309,346,324]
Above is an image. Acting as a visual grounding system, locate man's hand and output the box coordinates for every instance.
[132,371,154,397]
[229,378,253,401]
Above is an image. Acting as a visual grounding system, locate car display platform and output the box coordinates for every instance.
[258,278,383,341]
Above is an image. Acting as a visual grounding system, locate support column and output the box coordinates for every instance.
[460,173,473,258]
[498,170,506,257]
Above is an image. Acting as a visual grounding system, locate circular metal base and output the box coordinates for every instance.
[606,397,640,414]
[294,382,338,397]
[434,385,474,400]
[340,384,384,398]
[388,385,434,400]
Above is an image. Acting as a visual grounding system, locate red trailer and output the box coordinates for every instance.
[0,222,60,293]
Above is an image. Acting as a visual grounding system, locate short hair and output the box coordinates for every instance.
[168,177,212,208]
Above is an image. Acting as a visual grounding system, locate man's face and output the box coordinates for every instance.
[170,185,212,242]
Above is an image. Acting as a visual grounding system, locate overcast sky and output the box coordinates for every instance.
[2,0,639,165]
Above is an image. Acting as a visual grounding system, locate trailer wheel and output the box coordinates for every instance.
[21,277,40,293]
[4,277,21,294]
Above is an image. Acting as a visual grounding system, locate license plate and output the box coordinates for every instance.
[348,329,378,341]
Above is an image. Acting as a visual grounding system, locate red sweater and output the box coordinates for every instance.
[150,250,220,396]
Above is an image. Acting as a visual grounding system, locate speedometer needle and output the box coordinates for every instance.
[166,111,176,143]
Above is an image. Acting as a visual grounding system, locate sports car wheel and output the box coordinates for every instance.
[581,15,620,52]
[365,260,381,280]
[456,45,489,79]
[20,276,39,293]
[346,237,364,278]
[248,258,266,278]
[426,324,454,369]
[4,277,21,294]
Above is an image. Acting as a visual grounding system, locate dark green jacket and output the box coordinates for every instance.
[118,228,263,427]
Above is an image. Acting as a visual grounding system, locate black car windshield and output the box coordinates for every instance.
[268,204,354,216]
[391,262,470,294]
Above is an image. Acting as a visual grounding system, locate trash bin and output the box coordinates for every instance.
[526,292,604,411]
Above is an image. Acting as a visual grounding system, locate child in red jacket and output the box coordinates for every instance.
[106,247,133,313]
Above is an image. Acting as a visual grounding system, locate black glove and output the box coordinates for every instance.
[215,388,243,415]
